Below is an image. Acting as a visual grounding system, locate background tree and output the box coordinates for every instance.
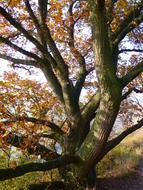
[0,0,143,189]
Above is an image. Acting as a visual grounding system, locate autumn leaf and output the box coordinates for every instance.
[8,0,21,7]
[10,160,17,169]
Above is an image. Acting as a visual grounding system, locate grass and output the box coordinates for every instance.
[97,129,143,178]
[0,157,59,190]
[0,169,60,190]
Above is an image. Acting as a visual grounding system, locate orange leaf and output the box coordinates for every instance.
[8,0,21,7]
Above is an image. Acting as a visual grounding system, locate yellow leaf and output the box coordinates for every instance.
[10,160,17,169]
[8,0,21,7]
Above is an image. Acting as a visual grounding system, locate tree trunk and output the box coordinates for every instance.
[86,167,97,190]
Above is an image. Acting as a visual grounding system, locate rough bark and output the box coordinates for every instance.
[0,0,143,188]
[76,0,122,180]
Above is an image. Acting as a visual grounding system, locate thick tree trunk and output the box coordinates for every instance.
[86,168,97,190]
[74,0,122,180]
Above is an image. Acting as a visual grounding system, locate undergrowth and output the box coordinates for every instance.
[97,130,143,177]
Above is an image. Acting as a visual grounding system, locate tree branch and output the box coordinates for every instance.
[37,0,69,76]
[0,3,71,106]
[41,62,64,103]
[0,154,81,181]
[0,129,58,160]
[121,87,143,101]
[0,53,39,67]
[25,0,41,32]
[119,48,143,54]
[0,36,41,61]
[38,0,48,25]
[68,1,86,101]
[121,88,135,100]
[112,0,143,41]
[106,118,143,153]
[75,91,100,147]
[0,6,48,54]
[113,12,143,46]
[1,116,65,135]
[41,24,78,120]
[44,26,69,77]
[0,3,77,121]
[81,91,100,123]
[26,0,48,49]
[121,60,143,87]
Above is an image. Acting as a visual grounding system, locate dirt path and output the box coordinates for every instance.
[97,156,143,190]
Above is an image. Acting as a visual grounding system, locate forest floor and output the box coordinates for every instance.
[97,155,143,190]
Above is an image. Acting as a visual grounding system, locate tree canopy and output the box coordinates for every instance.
[0,0,143,189]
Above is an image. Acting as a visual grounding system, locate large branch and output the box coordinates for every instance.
[68,1,86,101]
[38,0,48,25]
[78,0,120,164]
[0,36,41,61]
[25,0,47,48]
[81,91,100,123]
[2,116,64,135]
[25,0,48,49]
[43,26,73,99]
[74,91,100,147]
[105,118,143,154]
[0,53,38,67]
[113,12,143,46]
[121,60,143,87]
[121,87,143,101]
[41,62,64,103]
[0,154,81,181]
[42,32,76,120]
[25,0,41,31]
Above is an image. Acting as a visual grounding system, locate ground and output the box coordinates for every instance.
[97,155,143,190]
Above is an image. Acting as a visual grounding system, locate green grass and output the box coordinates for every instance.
[97,130,143,177]
[0,156,59,190]
[0,169,60,190]
[0,172,41,190]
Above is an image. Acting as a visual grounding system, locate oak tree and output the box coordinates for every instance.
[0,0,143,189]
